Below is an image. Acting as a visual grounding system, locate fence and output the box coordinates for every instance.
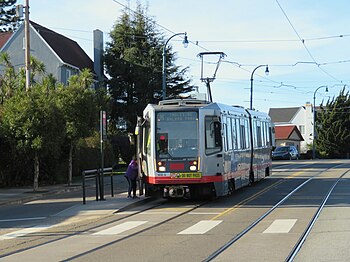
[81,167,116,204]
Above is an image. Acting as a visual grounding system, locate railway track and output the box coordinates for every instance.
[204,163,350,261]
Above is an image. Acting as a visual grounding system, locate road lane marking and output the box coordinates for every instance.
[92,221,147,235]
[211,171,305,221]
[177,220,222,235]
[0,217,46,222]
[263,219,297,233]
[0,225,53,240]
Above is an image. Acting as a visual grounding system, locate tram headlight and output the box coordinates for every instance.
[189,160,198,171]
[158,161,166,172]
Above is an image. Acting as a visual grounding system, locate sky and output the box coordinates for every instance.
[18,0,350,113]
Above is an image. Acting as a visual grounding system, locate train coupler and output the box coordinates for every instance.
[163,186,190,198]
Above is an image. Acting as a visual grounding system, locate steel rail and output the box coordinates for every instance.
[203,177,313,262]
[286,169,350,261]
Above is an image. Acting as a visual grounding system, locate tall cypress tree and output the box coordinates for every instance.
[104,3,193,133]
[0,0,21,32]
[317,87,350,158]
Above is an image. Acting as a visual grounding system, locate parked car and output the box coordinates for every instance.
[272,146,299,160]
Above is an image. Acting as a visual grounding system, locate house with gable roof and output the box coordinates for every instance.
[269,102,313,154]
[274,125,304,150]
[0,21,104,86]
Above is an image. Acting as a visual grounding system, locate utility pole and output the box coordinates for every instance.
[16,0,30,91]
[24,0,30,91]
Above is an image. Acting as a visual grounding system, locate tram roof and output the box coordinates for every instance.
[146,99,270,119]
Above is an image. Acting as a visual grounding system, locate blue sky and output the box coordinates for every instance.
[20,0,350,112]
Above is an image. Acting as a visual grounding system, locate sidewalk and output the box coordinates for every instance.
[0,174,150,214]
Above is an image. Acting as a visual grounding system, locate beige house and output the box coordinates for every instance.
[269,103,313,153]
[274,125,304,152]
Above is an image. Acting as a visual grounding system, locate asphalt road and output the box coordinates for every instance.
[1,160,350,261]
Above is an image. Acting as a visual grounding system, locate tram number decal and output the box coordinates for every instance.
[170,172,202,178]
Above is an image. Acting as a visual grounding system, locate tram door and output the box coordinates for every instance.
[204,115,224,195]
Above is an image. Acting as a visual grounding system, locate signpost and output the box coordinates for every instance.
[100,110,107,200]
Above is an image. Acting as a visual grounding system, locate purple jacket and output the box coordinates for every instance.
[125,160,138,180]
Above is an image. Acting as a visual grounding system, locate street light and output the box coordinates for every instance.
[312,85,328,159]
[250,65,269,110]
[162,32,188,100]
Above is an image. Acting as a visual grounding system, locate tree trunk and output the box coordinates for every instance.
[68,142,73,186]
[33,152,39,192]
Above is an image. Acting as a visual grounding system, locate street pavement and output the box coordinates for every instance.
[0,174,149,214]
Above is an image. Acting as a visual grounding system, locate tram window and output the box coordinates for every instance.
[240,124,246,149]
[226,117,233,150]
[245,119,250,149]
[143,125,151,156]
[205,116,222,155]
[266,123,271,145]
[235,118,241,149]
[257,125,262,147]
[232,118,237,150]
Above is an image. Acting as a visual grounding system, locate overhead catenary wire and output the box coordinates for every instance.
[275,0,342,83]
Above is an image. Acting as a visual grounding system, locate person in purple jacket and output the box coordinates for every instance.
[124,157,138,198]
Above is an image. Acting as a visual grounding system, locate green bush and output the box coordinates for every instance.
[73,132,115,176]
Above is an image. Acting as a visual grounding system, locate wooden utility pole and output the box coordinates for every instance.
[24,0,30,91]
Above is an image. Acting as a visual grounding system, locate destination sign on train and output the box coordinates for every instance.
[157,112,198,122]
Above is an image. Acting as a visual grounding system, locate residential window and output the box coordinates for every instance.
[66,69,71,81]
[299,125,305,134]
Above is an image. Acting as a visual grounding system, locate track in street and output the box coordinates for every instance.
[205,161,350,261]
[1,160,349,261]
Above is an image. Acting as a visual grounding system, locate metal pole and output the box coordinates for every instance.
[313,94,316,160]
[312,86,327,159]
[250,65,267,110]
[110,169,114,197]
[162,32,186,100]
[96,171,100,201]
[82,171,86,204]
[24,0,30,91]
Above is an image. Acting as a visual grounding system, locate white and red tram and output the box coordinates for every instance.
[136,99,274,198]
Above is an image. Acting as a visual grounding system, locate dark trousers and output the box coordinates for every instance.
[125,176,137,197]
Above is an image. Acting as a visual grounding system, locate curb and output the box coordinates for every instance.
[0,185,83,207]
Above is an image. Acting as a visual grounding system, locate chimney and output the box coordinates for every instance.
[93,29,103,86]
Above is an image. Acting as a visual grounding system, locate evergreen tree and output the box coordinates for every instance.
[0,0,21,32]
[317,87,350,158]
[58,69,99,186]
[104,3,193,133]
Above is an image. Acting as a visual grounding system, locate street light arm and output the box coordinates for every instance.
[162,32,187,100]
[250,64,268,110]
[162,32,187,55]
[313,85,327,101]
[250,64,267,81]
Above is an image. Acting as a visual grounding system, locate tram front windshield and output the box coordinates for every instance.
[156,111,198,159]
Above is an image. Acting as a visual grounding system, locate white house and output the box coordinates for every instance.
[269,102,314,154]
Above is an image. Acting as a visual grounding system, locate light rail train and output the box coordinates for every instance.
[136,99,274,198]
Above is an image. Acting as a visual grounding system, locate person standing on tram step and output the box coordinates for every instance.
[124,157,138,198]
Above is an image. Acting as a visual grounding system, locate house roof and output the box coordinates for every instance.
[0,32,13,49]
[275,125,304,141]
[30,21,94,72]
[268,107,300,123]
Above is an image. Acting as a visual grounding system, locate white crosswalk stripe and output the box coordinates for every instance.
[0,219,225,240]
[93,221,148,235]
[263,219,297,233]
[0,225,53,240]
[177,220,222,235]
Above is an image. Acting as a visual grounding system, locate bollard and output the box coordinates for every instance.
[111,169,114,197]
[95,172,99,201]
[82,171,86,204]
